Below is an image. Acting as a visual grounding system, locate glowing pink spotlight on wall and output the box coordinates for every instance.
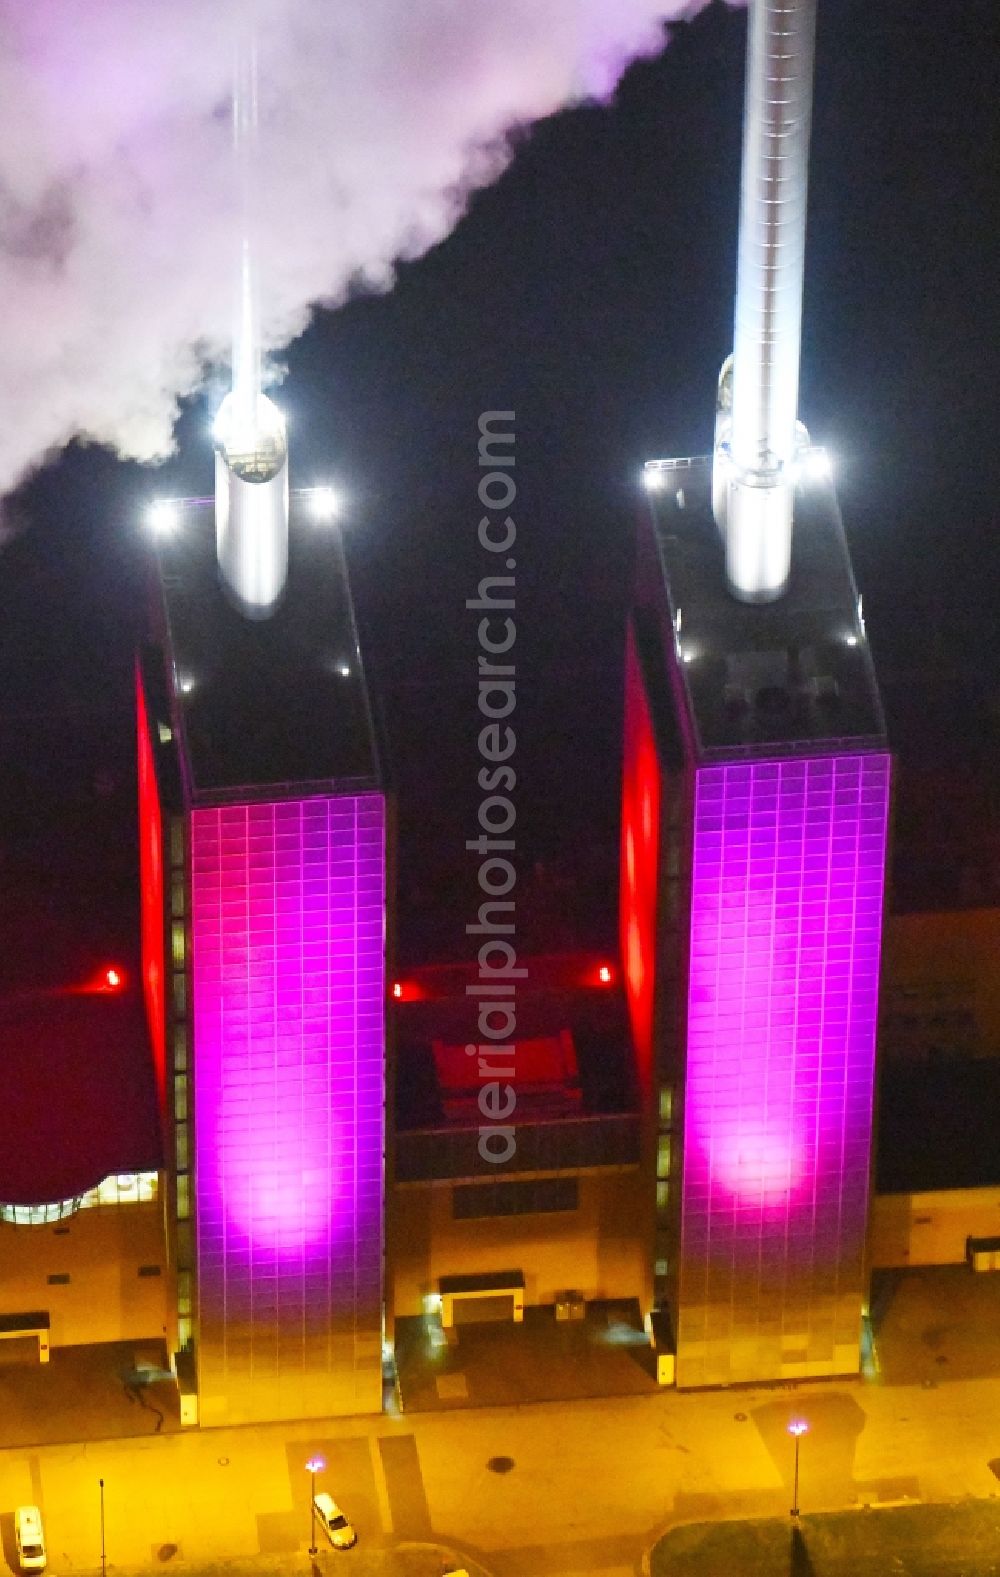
[677,751,890,1386]
[190,791,385,1423]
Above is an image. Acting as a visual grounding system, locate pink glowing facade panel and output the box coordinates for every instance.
[190,793,385,1425]
[677,753,890,1387]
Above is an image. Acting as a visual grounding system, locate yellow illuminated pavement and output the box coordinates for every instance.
[1,1374,1000,1577]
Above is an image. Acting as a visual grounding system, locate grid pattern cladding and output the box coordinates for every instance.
[677,753,890,1388]
[190,793,385,1425]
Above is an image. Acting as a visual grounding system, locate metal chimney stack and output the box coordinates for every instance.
[713,0,819,603]
[214,392,289,619]
[214,19,290,619]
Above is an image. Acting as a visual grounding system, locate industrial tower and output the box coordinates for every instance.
[136,29,387,1427]
[623,0,891,1387]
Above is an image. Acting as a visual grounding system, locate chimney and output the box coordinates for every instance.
[713,0,818,603]
[214,20,290,619]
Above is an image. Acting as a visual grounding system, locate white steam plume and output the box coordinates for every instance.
[0,0,724,493]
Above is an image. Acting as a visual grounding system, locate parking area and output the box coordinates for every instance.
[0,1268,995,1577]
[0,1366,998,1577]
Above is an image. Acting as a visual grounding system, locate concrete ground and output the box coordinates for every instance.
[872,1265,1000,1385]
[0,1267,998,1577]
[4,1265,997,1449]
[0,1341,179,1448]
[395,1300,655,1411]
[2,1372,1000,1577]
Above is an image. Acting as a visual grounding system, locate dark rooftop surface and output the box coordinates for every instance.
[0,965,161,1205]
[394,952,637,1130]
[876,1056,1000,1192]
[153,495,380,800]
[643,454,886,760]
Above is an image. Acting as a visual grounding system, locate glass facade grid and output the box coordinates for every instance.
[190,792,385,1425]
[676,753,890,1387]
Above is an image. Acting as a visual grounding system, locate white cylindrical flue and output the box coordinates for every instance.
[724,464,794,604]
[719,0,818,602]
[215,12,289,617]
[214,391,289,618]
[712,355,734,530]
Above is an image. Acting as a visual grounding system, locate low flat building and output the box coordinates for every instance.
[390,952,644,1326]
[0,921,166,1358]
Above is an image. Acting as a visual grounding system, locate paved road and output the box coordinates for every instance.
[1,1373,999,1577]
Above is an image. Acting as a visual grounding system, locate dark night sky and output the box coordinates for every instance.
[1,0,998,978]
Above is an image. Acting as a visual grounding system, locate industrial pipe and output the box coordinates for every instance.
[214,391,289,619]
[714,0,819,602]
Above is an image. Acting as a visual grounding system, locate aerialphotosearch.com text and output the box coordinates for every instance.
[466,410,524,1165]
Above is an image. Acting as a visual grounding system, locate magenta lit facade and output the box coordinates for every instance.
[676,752,890,1387]
[190,793,385,1425]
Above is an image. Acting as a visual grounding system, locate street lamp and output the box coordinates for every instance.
[305,1456,325,1556]
[788,1421,808,1518]
[99,1478,106,1577]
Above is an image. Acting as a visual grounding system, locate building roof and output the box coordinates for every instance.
[152,495,381,801]
[0,903,162,1206]
[877,1055,1000,1192]
[641,454,886,759]
[394,951,637,1132]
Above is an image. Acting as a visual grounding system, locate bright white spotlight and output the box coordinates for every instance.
[213,390,286,470]
[643,466,667,493]
[147,499,178,535]
[337,663,351,678]
[178,675,195,695]
[307,486,340,522]
[801,449,832,483]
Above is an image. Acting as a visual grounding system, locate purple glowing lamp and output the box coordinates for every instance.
[788,1420,809,1517]
[306,1456,326,1553]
